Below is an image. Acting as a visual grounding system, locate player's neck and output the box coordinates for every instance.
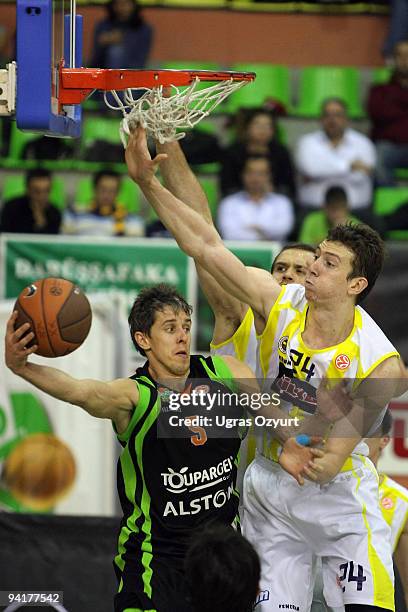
[147,360,190,391]
[303,300,355,349]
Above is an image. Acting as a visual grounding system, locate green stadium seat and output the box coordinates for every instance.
[387,230,408,240]
[2,174,66,210]
[8,123,42,161]
[82,116,123,146]
[396,168,408,181]
[226,63,290,114]
[161,60,221,72]
[74,176,141,214]
[294,66,364,119]
[374,187,408,215]
[7,123,74,168]
[371,67,392,85]
[374,187,408,240]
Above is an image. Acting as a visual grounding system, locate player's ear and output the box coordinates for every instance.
[348,276,368,299]
[134,331,151,353]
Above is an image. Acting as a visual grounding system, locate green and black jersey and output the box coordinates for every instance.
[113,354,244,594]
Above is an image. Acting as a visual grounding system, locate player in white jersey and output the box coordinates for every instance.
[125,126,408,612]
[209,244,315,369]
[151,137,315,370]
[366,409,408,610]
[151,136,315,488]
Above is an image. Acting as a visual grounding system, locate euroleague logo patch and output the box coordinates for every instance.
[381,496,394,510]
[278,336,288,353]
[335,354,351,370]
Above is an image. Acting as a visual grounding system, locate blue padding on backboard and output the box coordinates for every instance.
[16,0,82,137]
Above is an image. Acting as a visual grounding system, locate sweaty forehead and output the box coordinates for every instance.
[275,249,314,268]
[319,240,354,262]
[154,305,190,324]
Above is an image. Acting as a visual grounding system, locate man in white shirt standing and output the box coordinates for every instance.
[217,156,295,241]
[295,98,376,212]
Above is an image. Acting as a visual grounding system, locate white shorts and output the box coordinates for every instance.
[242,454,394,612]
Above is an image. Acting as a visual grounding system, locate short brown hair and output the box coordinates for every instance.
[326,223,385,303]
[128,284,193,356]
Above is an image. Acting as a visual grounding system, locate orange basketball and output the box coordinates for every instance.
[13,277,92,357]
[3,433,76,511]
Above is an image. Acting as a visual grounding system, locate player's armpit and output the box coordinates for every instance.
[196,264,245,345]
[201,246,280,322]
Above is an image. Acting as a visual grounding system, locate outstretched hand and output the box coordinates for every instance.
[5,312,38,374]
[125,125,168,187]
[278,436,324,486]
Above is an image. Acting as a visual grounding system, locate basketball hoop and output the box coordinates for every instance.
[58,68,256,144]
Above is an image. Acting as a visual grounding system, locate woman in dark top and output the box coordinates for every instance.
[91,0,153,70]
[220,109,296,199]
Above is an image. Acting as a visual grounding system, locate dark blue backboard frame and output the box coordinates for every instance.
[16,0,82,137]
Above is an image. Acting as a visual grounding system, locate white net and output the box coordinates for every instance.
[103,77,248,146]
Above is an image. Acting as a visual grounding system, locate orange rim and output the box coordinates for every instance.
[58,67,256,105]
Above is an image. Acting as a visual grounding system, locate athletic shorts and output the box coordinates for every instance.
[114,558,192,612]
[242,454,395,612]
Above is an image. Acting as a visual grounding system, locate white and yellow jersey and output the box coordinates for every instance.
[379,474,408,552]
[210,307,257,373]
[257,284,399,461]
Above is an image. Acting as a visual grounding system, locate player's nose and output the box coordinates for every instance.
[177,328,188,342]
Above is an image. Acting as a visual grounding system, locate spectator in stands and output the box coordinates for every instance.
[382,0,408,61]
[185,524,260,612]
[22,137,74,162]
[90,0,153,70]
[220,109,295,199]
[295,98,376,212]
[217,156,294,241]
[298,186,359,245]
[368,40,408,186]
[0,168,61,234]
[63,170,144,237]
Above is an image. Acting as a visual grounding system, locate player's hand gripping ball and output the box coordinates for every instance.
[13,277,92,357]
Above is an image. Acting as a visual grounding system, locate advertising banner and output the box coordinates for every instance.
[1,235,192,302]
[0,296,118,516]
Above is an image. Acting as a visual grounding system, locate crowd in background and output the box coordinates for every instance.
[0,1,407,244]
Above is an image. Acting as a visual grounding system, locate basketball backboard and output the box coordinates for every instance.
[0,4,255,141]
[15,0,83,136]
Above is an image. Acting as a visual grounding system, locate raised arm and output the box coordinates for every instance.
[126,127,280,321]
[156,140,246,342]
[155,140,213,223]
[5,314,137,433]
